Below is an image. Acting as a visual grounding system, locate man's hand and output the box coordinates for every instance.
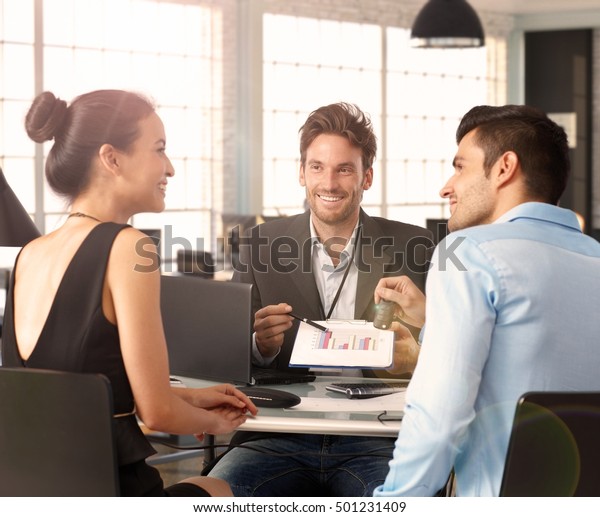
[386,321,420,375]
[375,276,426,328]
[254,303,294,358]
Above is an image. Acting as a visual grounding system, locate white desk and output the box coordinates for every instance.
[180,375,403,438]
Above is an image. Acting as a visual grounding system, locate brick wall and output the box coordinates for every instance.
[219,0,239,215]
[263,0,513,36]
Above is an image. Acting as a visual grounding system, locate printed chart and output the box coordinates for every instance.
[315,328,380,351]
[290,320,394,368]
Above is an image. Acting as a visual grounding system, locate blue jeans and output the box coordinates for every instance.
[208,433,395,497]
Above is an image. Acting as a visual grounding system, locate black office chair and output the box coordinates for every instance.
[176,249,215,278]
[0,367,119,496]
[500,391,600,496]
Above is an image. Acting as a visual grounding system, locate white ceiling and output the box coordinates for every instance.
[466,0,600,15]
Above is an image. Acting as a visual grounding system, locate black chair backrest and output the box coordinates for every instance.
[176,249,215,278]
[0,367,119,496]
[500,391,600,496]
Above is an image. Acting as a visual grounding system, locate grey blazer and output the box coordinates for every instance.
[232,209,434,372]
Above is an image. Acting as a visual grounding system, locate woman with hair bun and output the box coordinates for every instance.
[1,90,257,496]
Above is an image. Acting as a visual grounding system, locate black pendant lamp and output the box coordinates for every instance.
[410,0,485,48]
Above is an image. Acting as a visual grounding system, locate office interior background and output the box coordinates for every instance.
[1,0,600,272]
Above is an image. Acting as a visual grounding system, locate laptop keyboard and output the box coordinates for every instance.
[251,368,316,385]
[326,381,409,399]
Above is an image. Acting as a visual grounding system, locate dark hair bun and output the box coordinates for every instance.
[25,91,68,143]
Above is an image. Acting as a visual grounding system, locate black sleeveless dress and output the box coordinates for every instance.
[1,223,204,496]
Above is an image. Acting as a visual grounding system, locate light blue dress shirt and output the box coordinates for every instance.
[374,202,600,497]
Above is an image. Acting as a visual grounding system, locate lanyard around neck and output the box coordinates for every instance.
[317,225,362,320]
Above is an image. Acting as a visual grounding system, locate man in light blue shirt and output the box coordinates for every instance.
[373,104,600,496]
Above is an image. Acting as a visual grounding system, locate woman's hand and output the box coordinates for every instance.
[181,384,258,415]
[195,404,255,438]
[175,384,258,440]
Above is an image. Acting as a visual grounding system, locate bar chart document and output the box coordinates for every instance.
[289,320,394,368]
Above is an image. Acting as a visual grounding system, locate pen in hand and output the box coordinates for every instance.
[289,313,329,333]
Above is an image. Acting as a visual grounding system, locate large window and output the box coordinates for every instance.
[0,0,223,264]
[0,0,36,215]
[385,28,506,227]
[1,1,509,267]
[262,13,507,228]
[262,14,383,216]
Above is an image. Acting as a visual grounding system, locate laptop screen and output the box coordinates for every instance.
[160,274,253,385]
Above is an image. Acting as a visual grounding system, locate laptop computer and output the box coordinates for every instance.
[160,274,314,385]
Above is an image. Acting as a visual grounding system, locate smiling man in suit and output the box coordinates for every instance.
[208,102,433,496]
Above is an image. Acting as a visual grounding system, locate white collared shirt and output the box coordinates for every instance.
[309,217,359,321]
[308,217,361,376]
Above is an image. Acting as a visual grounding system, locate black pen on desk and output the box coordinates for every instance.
[290,313,329,332]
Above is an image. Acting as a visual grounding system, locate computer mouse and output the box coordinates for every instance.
[238,387,301,408]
